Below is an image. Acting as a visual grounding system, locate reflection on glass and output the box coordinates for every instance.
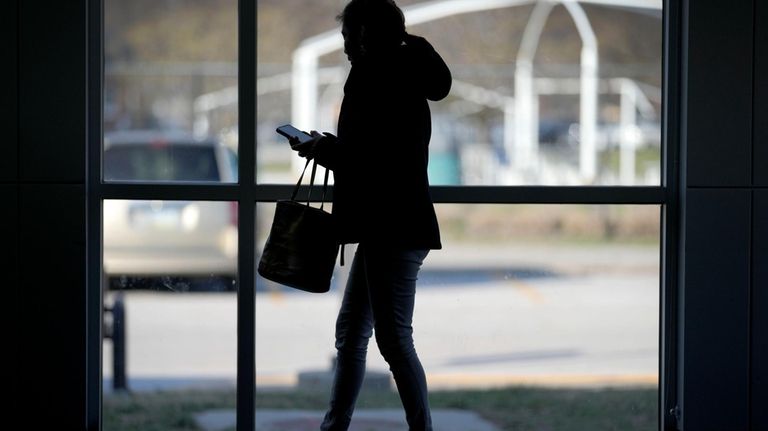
[257,1,662,185]
[104,0,238,183]
[256,204,659,429]
[102,199,237,430]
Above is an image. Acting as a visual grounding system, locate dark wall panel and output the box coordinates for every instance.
[682,189,750,430]
[1,186,18,416]
[17,185,85,428]
[686,1,753,187]
[1,0,18,182]
[753,190,768,430]
[756,0,768,186]
[18,0,85,183]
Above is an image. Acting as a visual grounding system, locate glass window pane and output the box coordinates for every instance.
[256,203,659,429]
[256,1,661,185]
[104,0,238,183]
[102,200,237,429]
[104,141,221,182]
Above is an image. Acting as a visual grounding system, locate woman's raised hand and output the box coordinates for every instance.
[291,130,335,159]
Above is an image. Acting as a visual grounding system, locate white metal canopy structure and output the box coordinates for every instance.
[291,0,662,182]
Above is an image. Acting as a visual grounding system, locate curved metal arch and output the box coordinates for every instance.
[562,0,600,181]
[513,0,599,181]
[512,1,555,177]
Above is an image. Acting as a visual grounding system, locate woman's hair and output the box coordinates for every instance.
[337,0,406,53]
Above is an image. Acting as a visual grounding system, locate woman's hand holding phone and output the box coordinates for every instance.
[292,130,337,160]
[277,124,322,159]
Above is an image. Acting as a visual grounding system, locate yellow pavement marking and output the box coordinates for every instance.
[267,289,284,303]
[508,279,546,304]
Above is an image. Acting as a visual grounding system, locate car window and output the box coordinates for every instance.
[227,148,239,182]
[105,144,220,182]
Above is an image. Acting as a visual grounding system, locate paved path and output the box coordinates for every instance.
[256,261,660,389]
[195,409,500,431]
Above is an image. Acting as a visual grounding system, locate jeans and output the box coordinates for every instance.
[320,244,432,431]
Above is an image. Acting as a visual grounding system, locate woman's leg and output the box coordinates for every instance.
[320,247,374,431]
[364,246,432,431]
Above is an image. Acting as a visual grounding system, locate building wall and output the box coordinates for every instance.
[679,0,766,430]
[752,2,768,429]
[5,0,88,426]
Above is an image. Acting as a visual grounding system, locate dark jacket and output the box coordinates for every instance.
[314,36,452,249]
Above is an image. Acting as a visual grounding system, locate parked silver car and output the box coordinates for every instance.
[103,130,238,291]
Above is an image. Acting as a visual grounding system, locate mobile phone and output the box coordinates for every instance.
[276,124,313,145]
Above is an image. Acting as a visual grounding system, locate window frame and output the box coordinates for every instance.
[85,0,681,430]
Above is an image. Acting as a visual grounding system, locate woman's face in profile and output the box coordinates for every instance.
[341,23,363,62]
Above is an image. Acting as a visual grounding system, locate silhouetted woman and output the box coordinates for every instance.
[291,1,451,429]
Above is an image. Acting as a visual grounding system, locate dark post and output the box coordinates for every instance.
[112,293,127,391]
[104,293,128,392]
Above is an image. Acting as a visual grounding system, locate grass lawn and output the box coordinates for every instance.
[103,390,237,431]
[104,386,657,431]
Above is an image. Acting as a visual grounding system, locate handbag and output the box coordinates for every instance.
[257,158,339,293]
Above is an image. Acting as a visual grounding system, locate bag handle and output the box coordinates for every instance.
[290,158,312,201]
[306,160,318,206]
[320,165,330,211]
[290,158,331,210]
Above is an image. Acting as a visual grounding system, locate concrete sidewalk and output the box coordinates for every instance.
[195,409,501,431]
